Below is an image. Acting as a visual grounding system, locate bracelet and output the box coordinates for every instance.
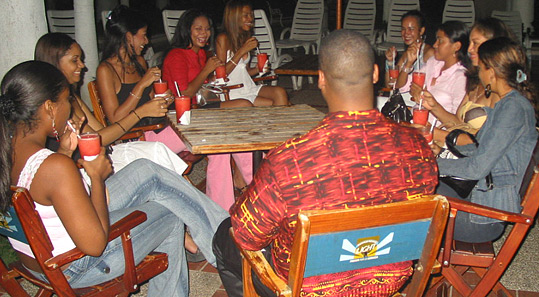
[131,110,141,120]
[229,59,237,66]
[115,122,126,132]
[403,66,414,74]
[129,91,141,100]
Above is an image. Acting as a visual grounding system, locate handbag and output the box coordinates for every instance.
[196,83,223,106]
[381,89,412,123]
[439,129,493,198]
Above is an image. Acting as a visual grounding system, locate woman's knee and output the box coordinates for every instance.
[270,86,289,106]
[223,99,253,108]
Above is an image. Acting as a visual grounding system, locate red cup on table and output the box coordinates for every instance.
[412,105,429,126]
[412,71,426,87]
[174,96,191,123]
[153,80,168,96]
[78,132,101,161]
[215,65,227,79]
[257,53,268,73]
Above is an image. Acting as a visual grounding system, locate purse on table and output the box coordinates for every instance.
[381,89,412,123]
[439,129,493,198]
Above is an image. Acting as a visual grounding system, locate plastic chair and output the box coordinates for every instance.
[46,10,75,39]
[426,141,539,297]
[276,0,325,56]
[491,10,523,43]
[442,0,475,29]
[374,0,420,55]
[162,10,186,44]
[0,186,168,297]
[233,195,449,297]
[265,1,284,27]
[343,0,377,44]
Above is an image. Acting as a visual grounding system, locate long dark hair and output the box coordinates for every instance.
[170,9,214,50]
[101,5,147,76]
[223,0,253,53]
[0,61,68,212]
[438,20,470,69]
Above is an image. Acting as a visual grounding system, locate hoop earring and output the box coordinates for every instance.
[484,84,492,98]
[51,117,60,142]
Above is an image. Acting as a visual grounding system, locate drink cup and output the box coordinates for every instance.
[78,132,101,161]
[418,126,433,144]
[153,81,168,95]
[412,71,426,88]
[413,105,429,126]
[174,96,191,123]
[257,53,268,73]
[215,66,226,79]
[388,64,399,89]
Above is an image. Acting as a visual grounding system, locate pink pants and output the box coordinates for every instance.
[206,153,253,211]
[145,126,252,211]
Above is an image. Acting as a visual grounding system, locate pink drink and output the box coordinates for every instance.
[175,96,191,123]
[388,69,399,80]
[419,126,433,143]
[215,66,226,79]
[257,53,268,73]
[78,133,101,161]
[413,107,429,126]
[412,72,426,87]
[153,81,168,95]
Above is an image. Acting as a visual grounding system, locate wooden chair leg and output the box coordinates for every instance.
[242,257,260,297]
[0,261,30,297]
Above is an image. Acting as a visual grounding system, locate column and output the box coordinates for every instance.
[0,0,48,77]
[74,0,99,107]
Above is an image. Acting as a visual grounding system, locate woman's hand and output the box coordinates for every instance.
[78,147,113,181]
[385,46,397,62]
[419,90,439,111]
[430,142,442,156]
[58,118,85,156]
[140,66,161,88]
[403,40,421,68]
[410,81,424,102]
[137,96,170,118]
[203,56,223,75]
[239,37,258,56]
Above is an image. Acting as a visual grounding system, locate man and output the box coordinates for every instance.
[213,30,438,297]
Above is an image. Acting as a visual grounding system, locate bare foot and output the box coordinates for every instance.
[184,232,198,254]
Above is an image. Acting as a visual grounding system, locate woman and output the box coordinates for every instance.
[97,5,184,153]
[385,10,434,89]
[0,61,228,296]
[162,9,253,209]
[436,38,537,243]
[216,0,288,106]
[35,32,188,175]
[420,18,514,145]
[403,20,470,124]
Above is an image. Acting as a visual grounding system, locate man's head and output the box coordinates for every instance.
[318,30,378,111]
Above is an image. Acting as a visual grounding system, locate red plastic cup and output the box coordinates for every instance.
[257,53,268,73]
[413,106,429,126]
[153,81,168,95]
[388,69,399,80]
[419,126,433,143]
[215,66,226,79]
[174,96,191,123]
[412,71,426,87]
[78,132,101,161]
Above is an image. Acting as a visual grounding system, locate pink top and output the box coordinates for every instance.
[162,48,207,96]
[401,56,467,123]
[9,149,76,258]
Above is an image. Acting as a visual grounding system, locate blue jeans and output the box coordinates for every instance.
[32,159,229,297]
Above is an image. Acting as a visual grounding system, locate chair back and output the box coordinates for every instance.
[491,10,523,43]
[163,10,186,43]
[343,0,376,43]
[289,0,325,42]
[46,10,75,39]
[287,195,449,296]
[251,9,293,69]
[442,0,475,28]
[87,80,107,127]
[384,0,420,45]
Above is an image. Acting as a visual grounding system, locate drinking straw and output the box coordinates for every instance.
[256,47,261,55]
[174,81,182,96]
[419,98,423,110]
[66,121,81,139]
[430,120,437,133]
[417,42,421,70]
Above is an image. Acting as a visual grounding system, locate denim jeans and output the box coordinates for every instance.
[31,159,229,297]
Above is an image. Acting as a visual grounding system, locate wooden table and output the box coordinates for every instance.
[274,55,319,90]
[166,104,325,170]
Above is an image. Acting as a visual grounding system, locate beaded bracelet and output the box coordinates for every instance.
[131,109,141,120]
[129,91,141,100]
[115,121,126,132]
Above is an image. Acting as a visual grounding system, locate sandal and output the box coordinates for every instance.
[186,248,205,263]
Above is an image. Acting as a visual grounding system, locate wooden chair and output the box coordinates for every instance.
[0,186,168,297]
[426,141,539,297]
[46,10,75,39]
[232,195,450,297]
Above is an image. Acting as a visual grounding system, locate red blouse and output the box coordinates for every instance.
[162,48,207,96]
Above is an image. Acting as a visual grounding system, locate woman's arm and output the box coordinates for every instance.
[216,34,258,75]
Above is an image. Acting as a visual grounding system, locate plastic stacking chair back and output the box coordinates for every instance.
[232,195,449,297]
[343,0,376,44]
[442,0,475,29]
[46,10,75,39]
[427,140,539,297]
[162,10,186,43]
[375,0,420,55]
[491,10,523,43]
[276,0,324,55]
[0,186,168,297]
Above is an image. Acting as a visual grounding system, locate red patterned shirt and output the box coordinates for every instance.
[230,110,438,296]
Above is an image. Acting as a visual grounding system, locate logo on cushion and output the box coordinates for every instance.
[339,232,394,262]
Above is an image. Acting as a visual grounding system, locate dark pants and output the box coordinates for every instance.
[212,218,277,297]
[437,182,505,243]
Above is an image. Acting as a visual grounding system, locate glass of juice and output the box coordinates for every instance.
[215,66,226,79]
[175,96,191,123]
[257,53,268,73]
[412,105,429,126]
[388,64,399,88]
[153,80,168,96]
[412,71,426,88]
[418,125,433,144]
[78,132,101,161]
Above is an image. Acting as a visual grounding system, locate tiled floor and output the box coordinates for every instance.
[188,260,228,297]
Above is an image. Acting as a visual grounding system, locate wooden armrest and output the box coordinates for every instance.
[445,196,532,224]
[254,75,278,82]
[240,249,290,295]
[129,123,165,133]
[44,211,147,270]
[117,130,144,141]
[222,83,244,91]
